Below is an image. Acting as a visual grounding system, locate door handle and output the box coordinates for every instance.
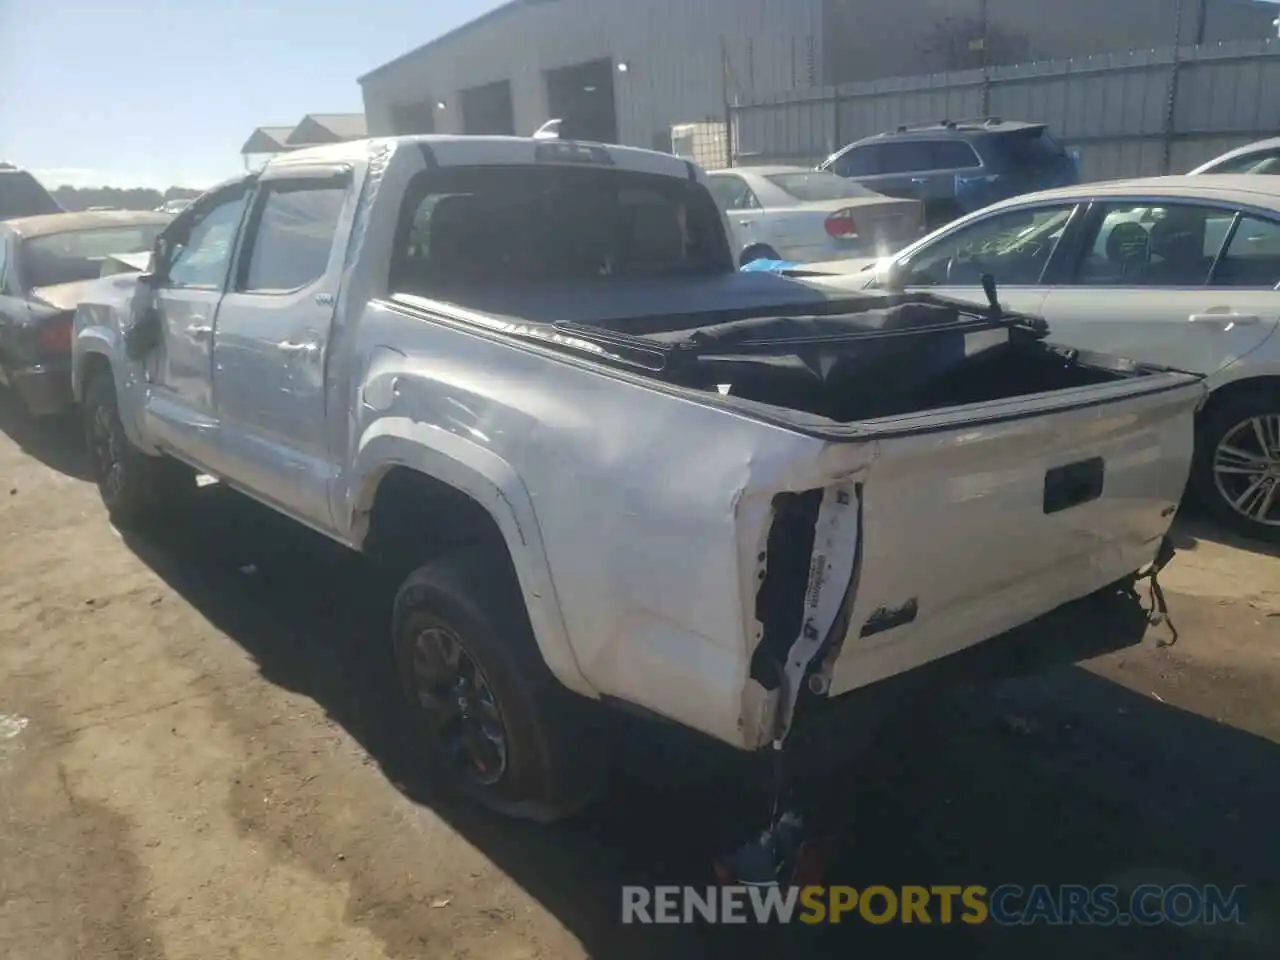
[1189,313,1260,328]
[277,340,322,361]
[910,177,929,184]
[186,323,213,341]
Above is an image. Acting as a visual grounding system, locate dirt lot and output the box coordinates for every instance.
[1,394,1278,960]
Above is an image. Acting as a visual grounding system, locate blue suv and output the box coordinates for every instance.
[819,118,1079,229]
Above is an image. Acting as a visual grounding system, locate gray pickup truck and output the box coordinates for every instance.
[72,135,1202,820]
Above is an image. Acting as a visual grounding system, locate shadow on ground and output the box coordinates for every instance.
[112,483,1280,959]
[0,391,90,481]
[1170,503,1280,560]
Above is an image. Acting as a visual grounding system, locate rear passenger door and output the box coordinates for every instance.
[706,174,765,260]
[1038,200,1280,376]
[211,167,354,527]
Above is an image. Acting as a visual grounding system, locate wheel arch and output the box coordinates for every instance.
[347,427,594,700]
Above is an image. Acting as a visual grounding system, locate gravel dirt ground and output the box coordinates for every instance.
[1,392,1278,960]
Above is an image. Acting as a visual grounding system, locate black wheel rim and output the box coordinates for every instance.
[89,404,125,498]
[1212,414,1280,529]
[408,625,509,787]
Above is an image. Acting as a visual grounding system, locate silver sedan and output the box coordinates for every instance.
[704,166,923,268]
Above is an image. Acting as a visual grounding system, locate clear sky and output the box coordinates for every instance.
[0,0,505,190]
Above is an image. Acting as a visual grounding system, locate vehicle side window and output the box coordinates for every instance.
[167,191,250,290]
[1070,202,1233,287]
[930,141,981,169]
[898,204,1075,287]
[1211,215,1280,288]
[830,145,881,178]
[879,141,937,174]
[0,236,8,294]
[239,182,347,294]
[706,176,760,212]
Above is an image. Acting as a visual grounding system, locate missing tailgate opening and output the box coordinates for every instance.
[750,489,823,692]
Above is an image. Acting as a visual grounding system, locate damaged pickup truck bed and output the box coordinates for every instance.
[71,135,1204,820]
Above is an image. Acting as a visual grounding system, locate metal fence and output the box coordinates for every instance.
[729,39,1280,180]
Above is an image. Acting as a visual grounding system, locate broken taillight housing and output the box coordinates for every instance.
[824,209,858,240]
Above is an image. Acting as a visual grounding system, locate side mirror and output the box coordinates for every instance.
[877,258,907,292]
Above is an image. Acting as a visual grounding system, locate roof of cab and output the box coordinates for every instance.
[3,209,173,239]
[265,135,698,181]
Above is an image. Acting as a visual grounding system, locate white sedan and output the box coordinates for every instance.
[1190,137,1280,175]
[703,166,922,268]
[788,175,1280,542]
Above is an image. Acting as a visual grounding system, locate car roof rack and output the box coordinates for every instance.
[892,117,1006,133]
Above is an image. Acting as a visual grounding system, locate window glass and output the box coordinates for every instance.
[706,175,759,212]
[1211,215,1280,288]
[1073,203,1233,287]
[988,129,1067,170]
[168,192,249,289]
[878,141,937,174]
[242,184,346,293]
[19,225,165,289]
[899,204,1075,286]
[830,145,881,178]
[930,141,981,169]
[766,172,879,202]
[391,165,731,293]
[0,238,8,293]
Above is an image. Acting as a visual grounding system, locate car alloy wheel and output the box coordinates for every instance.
[1212,413,1280,529]
[408,623,509,787]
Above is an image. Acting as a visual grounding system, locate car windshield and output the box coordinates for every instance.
[19,224,165,289]
[0,171,62,220]
[765,172,880,202]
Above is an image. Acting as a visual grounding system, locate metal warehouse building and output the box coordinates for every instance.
[359,0,1279,151]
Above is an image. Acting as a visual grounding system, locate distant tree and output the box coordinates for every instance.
[917,16,1033,72]
[49,184,204,212]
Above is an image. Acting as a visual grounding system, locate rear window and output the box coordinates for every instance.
[19,224,164,289]
[0,171,62,221]
[988,128,1068,169]
[765,172,880,202]
[391,164,733,293]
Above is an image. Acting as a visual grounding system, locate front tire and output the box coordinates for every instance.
[1191,388,1280,543]
[391,548,601,821]
[739,244,780,268]
[83,371,194,527]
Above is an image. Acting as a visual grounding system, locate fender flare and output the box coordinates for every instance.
[72,323,154,450]
[347,420,595,700]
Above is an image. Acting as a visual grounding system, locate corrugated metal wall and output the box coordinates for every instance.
[821,0,1279,85]
[360,0,822,153]
[732,39,1280,180]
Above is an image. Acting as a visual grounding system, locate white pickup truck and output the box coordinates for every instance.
[72,135,1203,820]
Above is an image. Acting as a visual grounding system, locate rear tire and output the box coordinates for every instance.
[83,371,194,527]
[391,547,602,821]
[1190,387,1280,544]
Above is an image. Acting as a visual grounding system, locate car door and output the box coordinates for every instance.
[706,174,768,262]
[884,200,1083,318]
[144,180,252,468]
[1037,200,1280,376]
[211,167,353,528]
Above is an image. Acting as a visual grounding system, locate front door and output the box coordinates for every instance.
[892,201,1082,318]
[145,182,251,469]
[211,172,351,527]
[1038,201,1280,374]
